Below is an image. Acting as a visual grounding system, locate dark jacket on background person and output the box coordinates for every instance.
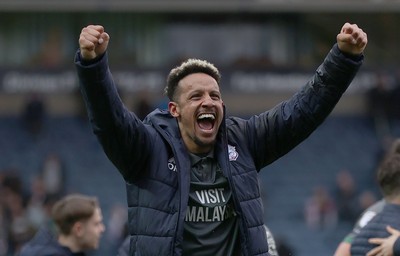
[75,44,363,256]
[351,203,400,256]
[19,227,85,256]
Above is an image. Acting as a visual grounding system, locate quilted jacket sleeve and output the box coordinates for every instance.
[75,51,153,181]
[243,43,364,169]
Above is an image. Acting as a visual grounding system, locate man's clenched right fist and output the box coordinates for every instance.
[79,25,110,60]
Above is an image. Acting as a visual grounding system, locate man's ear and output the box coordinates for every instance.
[168,102,180,117]
[73,222,84,237]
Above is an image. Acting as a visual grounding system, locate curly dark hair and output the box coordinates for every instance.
[165,59,221,101]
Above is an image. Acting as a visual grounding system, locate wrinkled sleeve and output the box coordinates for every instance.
[75,50,152,180]
[244,44,364,169]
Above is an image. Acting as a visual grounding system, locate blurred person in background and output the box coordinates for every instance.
[351,143,400,255]
[132,89,154,121]
[333,168,360,224]
[357,189,378,216]
[75,22,367,255]
[25,175,51,231]
[334,138,400,256]
[366,72,394,141]
[304,185,338,231]
[0,167,66,256]
[21,93,46,138]
[334,199,387,256]
[39,152,66,199]
[19,194,105,256]
[0,170,34,255]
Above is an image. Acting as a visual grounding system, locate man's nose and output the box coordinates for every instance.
[202,95,214,106]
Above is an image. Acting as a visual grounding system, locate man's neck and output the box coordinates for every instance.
[58,235,81,253]
[386,195,400,205]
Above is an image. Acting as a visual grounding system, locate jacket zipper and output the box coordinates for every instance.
[219,113,249,256]
[153,124,188,256]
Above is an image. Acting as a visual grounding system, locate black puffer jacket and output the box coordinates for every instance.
[76,44,363,256]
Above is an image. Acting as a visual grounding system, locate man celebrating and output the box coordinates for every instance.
[75,22,367,255]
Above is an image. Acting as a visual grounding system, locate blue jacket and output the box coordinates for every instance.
[75,44,362,256]
[19,227,85,256]
[351,203,400,256]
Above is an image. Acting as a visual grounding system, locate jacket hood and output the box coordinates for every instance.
[144,108,180,138]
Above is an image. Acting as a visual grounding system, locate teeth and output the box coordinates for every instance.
[198,114,215,120]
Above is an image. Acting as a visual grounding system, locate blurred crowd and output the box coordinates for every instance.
[0,89,156,256]
[0,153,65,255]
[304,168,379,232]
[0,154,130,256]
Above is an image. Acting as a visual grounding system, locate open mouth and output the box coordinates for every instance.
[197,113,215,131]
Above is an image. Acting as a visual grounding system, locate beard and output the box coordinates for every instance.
[193,135,215,151]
